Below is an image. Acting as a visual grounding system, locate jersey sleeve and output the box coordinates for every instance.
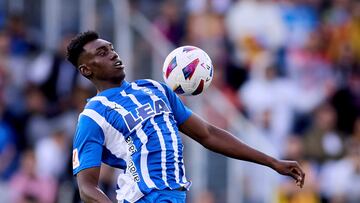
[72,114,105,175]
[161,83,192,125]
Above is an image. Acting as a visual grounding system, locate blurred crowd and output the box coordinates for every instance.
[0,0,359,203]
[177,0,360,203]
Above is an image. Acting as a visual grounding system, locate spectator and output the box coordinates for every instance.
[319,134,360,202]
[225,0,286,52]
[23,86,52,145]
[277,135,321,203]
[0,106,17,180]
[239,52,298,155]
[27,34,82,115]
[278,0,319,49]
[0,101,17,203]
[331,66,360,134]
[285,29,335,116]
[0,1,358,202]
[9,147,57,203]
[35,129,70,179]
[5,15,36,56]
[153,0,184,46]
[302,103,345,163]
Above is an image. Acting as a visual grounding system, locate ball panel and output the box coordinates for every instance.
[182,46,197,53]
[173,85,185,94]
[191,79,204,95]
[165,56,177,79]
[162,45,213,96]
[182,58,199,80]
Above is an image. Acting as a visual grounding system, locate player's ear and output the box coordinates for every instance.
[79,64,92,77]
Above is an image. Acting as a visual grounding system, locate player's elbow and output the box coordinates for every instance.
[79,186,90,202]
[199,124,229,152]
[198,125,217,148]
[78,184,96,202]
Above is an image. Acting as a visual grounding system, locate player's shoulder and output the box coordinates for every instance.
[133,79,168,92]
[83,96,103,110]
[134,79,163,86]
[77,96,107,120]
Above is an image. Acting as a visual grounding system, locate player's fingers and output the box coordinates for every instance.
[288,169,301,183]
[300,169,305,187]
[292,166,305,188]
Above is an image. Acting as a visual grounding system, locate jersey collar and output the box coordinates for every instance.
[96,80,130,97]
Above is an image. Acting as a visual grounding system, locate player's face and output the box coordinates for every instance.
[80,39,125,83]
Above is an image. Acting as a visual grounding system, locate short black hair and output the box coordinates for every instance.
[66,31,99,67]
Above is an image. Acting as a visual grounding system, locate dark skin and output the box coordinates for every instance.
[76,39,305,203]
[78,39,126,93]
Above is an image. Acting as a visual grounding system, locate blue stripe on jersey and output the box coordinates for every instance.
[74,101,130,173]
[150,80,189,184]
[73,79,192,201]
[102,147,127,169]
[129,149,152,194]
[117,90,154,194]
[88,98,132,136]
[140,80,189,179]
[167,113,186,183]
[126,84,179,187]
[154,115,178,189]
[121,86,166,194]
[148,118,170,189]
[73,114,105,175]
[91,94,153,194]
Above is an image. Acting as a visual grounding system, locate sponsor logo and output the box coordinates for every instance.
[127,160,140,182]
[123,99,170,132]
[125,137,137,155]
[72,148,80,169]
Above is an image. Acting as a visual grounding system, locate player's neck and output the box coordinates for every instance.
[95,80,125,93]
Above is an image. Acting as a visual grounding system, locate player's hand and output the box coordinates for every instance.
[273,160,305,188]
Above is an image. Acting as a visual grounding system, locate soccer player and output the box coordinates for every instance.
[67,31,305,203]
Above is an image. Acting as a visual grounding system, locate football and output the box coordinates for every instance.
[162,46,214,96]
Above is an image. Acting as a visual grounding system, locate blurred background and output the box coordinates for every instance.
[0,0,359,202]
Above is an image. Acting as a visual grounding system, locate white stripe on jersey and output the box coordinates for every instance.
[90,96,139,132]
[149,117,170,188]
[80,109,128,159]
[131,82,182,185]
[162,114,181,183]
[120,89,142,106]
[135,126,157,189]
[90,96,157,189]
[80,109,144,198]
[123,84,170,188]
[146,79,166,95]
[146,79,188,184]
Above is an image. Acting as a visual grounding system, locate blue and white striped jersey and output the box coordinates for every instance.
[72,79,192,202]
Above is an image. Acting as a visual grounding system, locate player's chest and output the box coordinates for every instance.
[105,90,170,132]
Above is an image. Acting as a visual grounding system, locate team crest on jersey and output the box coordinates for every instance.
[73,148,80,169]
[141,87,154,95]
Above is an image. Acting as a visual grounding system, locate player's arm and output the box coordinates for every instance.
[160,81,304,187]
[77,167,112,203]
[73,111,111,202]
[179,113,305,188]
